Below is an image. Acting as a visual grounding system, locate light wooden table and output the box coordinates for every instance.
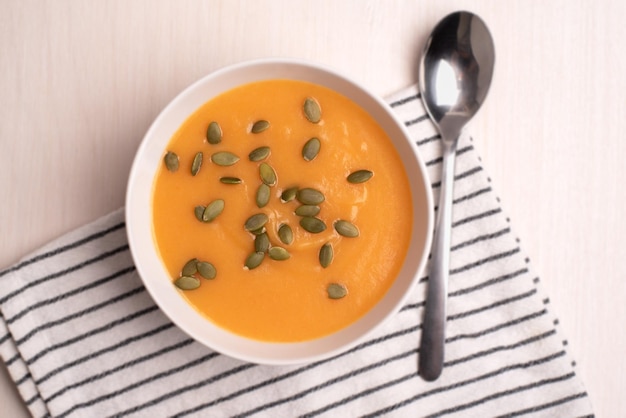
[1,1,624,416]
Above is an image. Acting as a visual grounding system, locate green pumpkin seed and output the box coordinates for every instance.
[295,205,320,217]
[220,176,242,184]
[175,276,200,290]
[302,137,321,161]
[207,121,222,144]
[256,184,271,208]
[334,220,359,237]
[191,152,203,176]
[245,213,269,232]
[281,186,298,202]
[197,261,216,279]
[303,97,321,123]
[278,224,293,245]
[251,120,270,133]
[254,232,270,253]
[245,252,265,270]
[194,205,205,222]
[250,227,266,235]
[327,283,347,299]
[296,188,325,205]
[347,169,373,184]
[211,151,240,166]
[259,163,277,186]
[269,246,290,261]
[202,199,225,222]
[248,146,271,162]
[319,243,333,268]
[182,258,198,276]
[164,151,179,172]
[299,216,326,233]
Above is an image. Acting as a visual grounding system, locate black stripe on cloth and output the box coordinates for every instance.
[452,208,502,228]
[450,247,520,275]
[44,338,196,403]
[35,322,176,385]
[495,392,589,418]
[431,166,483,188]
[452,186,492,205]
[425,144,474,166]
[109,363,257,418]
[0,221,125,279]
[450,227,510,252]
[25,304,157,366]
[449,268,528,298]
[405,114,430,127]
[416,134,441,146]
[423,372,577,417]
[444,330,556,368]
[168,292,551,418]
[0,244,130,305]
[445,309,548,343]
[448,288,537,321]
[307,350,566,418]
[16,275,140,347]
[389,93,420,107]
[6,265,136,325]
[3,352,20,366]
[56,352,224,418]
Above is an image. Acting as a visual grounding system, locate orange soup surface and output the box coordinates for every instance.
[152,79,413,342]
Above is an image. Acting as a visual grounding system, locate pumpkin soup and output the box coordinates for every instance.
[152,79,413,342]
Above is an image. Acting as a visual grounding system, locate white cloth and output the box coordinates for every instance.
[0,86,594,418]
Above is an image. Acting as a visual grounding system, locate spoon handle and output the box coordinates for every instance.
[419,138,457,381]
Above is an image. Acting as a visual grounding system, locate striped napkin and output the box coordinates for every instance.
[0,85,594,418]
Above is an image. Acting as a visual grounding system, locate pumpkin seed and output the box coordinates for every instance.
[256,184,271,208]
[327,283,347,299]
[175,276,200,290]
[182,258,198,276]
[319,243,333,268]
[296,188,325,205]
[194,205,205,222]
[211,151,240,166]
[334,220,359,237]
[269,246,290,261]
[245,213,269,232]
[245,252,265,270]
[299,216,326,233]
[220,176,242,184]
[259,163,277,186]
[254,232,270,253]
[302,137,321,161]
[347,169,373,184]
[251,120,270,133]
[295,204,320,217]
[191,152,203,176]
[164,151,179,172]
[281,186,298,202]
[303,97,321,123]
[197,261,216,279]
[207,121,222,144]
[278,224,293,245]
[250,227,266,235]
[202,199,225,222]
[248,146,271,162]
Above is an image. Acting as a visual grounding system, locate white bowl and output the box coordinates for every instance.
[126,58,433,365]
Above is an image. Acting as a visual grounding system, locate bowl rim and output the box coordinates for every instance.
[125,57,433,365]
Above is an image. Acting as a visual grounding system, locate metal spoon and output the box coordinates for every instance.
[418,11,495,381]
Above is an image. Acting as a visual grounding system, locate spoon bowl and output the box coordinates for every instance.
[418,11,495,381]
